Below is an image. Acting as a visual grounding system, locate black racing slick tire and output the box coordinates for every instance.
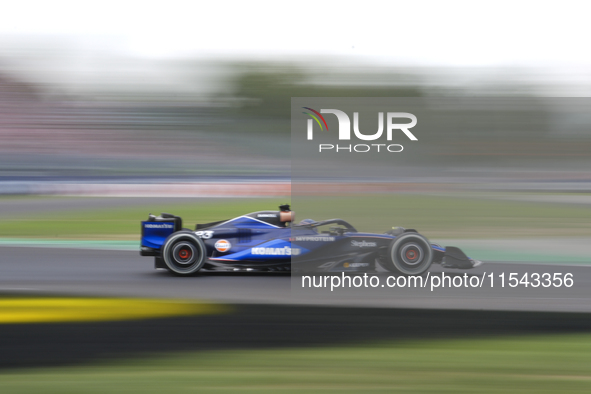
[381,233,433,275]
[161,232,206,276]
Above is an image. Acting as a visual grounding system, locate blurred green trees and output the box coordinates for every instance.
[231,63,422,118]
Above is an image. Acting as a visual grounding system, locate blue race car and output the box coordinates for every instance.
[140,204,482,276]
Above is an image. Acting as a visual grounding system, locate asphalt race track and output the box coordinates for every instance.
[3,246,591,368]
[1,247,590,312]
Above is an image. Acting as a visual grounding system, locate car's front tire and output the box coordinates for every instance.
[381,233,433,276]
[161,232,206,275]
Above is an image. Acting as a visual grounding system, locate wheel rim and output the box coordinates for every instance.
[171,242,199,269]
[400,243,423,266]
[173,243,194,264]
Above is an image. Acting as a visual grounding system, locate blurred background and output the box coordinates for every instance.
[2,1,591,392]
[0,1,590,189]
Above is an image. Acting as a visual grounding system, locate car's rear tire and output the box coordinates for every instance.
[162,232,206,275]
[381,233,433,275]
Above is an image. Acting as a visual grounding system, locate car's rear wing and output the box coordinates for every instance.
[140,213,182,255]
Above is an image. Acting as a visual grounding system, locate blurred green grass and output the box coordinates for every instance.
[0,194,590,239]
[295,194,591,238]
[0,198,282,240]
[2,333,591,393]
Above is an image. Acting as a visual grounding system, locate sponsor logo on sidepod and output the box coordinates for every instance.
[251,246,300,256]
[351,240,377,247]
[293,236,335,242]
[215,239,231,252]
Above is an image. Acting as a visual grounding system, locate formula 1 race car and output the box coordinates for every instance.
[140,204,482,276]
